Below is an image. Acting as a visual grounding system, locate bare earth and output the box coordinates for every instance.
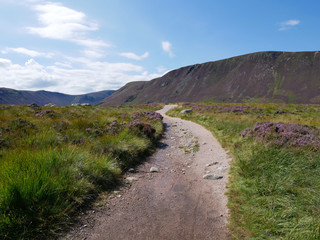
[63,105,231,240]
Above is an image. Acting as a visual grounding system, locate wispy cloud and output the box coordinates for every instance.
[120,51,149,60]
[161,41,174,57]
[2,47,54,58]
[157,66,167,73]
[279,19,300,31]
[27,2,109,58]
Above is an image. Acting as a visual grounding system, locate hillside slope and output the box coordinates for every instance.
[100,51,320,105]
[0,88,115,105]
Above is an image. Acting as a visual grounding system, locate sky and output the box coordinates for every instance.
[0,0,320,94]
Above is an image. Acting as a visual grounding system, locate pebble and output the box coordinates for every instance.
[203,174,223,180]
[206,162,219,167]
[150,167,160,172]
[126,177,138,182]
[128,168,135,173]
[218,166,229,172]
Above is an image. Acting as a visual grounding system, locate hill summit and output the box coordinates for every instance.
[100,51,320,105]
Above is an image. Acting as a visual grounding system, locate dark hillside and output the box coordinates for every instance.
[0,88,115,105]
[100,51,320,105]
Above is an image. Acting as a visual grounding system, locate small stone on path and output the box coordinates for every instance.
[206,162,219,167]
[203,174,223,180]
[126,177,138,182]
[150,167,160,173]
[217,166,229,172]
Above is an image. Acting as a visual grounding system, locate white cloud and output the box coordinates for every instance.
[0,58,12,67]
[27,2,109,58]
[0,57,161,94]
[54,61,72,68]
[157,66,167,73]
[27,3,96,40]
[161,41,174,57]
[2,47,54,58]
[279,19,300,31]
[82,49,105,59]
[120,51,149,61]
[0,1,165,94]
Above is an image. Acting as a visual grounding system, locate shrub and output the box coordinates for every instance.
[241,121,320,148]
[129,119,156,139]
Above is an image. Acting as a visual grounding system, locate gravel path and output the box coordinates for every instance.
[63,105,231,240]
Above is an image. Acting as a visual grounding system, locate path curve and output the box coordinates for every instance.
[63,105,231,240]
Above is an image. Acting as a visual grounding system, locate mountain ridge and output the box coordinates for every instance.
[0,88,115,105]
[99,51,320,105]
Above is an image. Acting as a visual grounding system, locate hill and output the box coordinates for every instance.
[0,88,115,105]
[99,51,320,105]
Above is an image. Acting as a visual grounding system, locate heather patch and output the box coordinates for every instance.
[241,121,320,148]
[35,109,56,118]
[190,103,263,114]
[132,111,163,121]
[129,119,156,139]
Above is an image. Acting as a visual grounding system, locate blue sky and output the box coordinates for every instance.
[0,0,319,94]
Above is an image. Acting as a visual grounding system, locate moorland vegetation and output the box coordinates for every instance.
[168,102,320,239]
[0,103,163,239]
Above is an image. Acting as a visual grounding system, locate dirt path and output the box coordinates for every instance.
[63,105,231,240]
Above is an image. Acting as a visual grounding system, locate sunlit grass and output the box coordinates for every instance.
[0,103,163,239]
[168,102,320,239]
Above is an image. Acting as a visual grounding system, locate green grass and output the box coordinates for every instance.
[0,104,163,239]
[167,102,320,239]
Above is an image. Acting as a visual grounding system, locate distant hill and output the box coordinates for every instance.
[99,51,320,105]
[0,88,115,105]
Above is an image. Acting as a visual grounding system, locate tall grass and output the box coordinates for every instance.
[168,103,320,239]
[0,104,163,239]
